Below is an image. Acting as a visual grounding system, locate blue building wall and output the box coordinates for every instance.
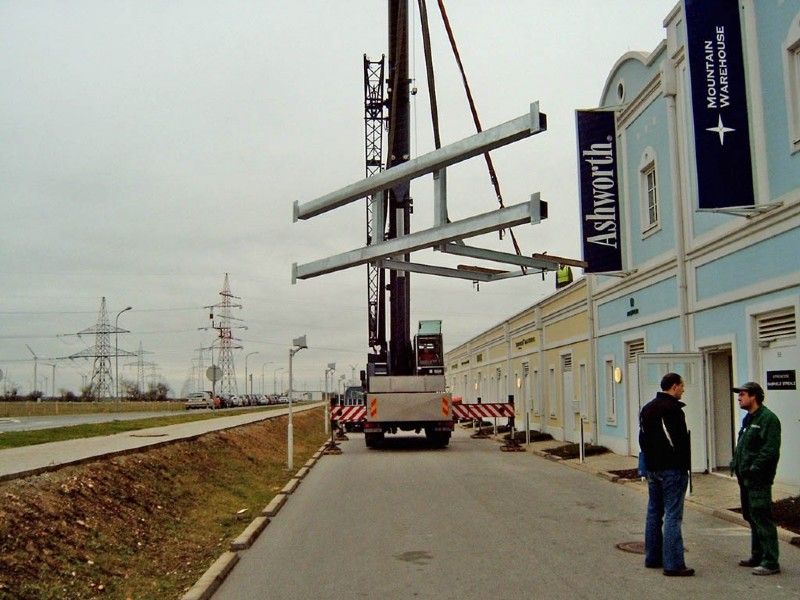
[622,100,677,264]
[695,227,800,300]
[597,276,677,328]
[755,2,800,200]
[597,317,682,441]
[694,286,800,381]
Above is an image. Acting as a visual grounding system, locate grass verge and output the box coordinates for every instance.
[0,401,185,418]
[0,406,286,450]
[0,408,327,599]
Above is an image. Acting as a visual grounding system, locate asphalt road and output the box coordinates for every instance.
[0,410,190,432]
[214,428,799,600]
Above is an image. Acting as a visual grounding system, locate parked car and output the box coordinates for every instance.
[185,391,213,409]
[256,394,268,406]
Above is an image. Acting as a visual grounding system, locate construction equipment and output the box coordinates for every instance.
[363,320,453,447]
[292,1,562,447]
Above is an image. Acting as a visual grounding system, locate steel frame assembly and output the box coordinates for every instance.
[292,103,565,286]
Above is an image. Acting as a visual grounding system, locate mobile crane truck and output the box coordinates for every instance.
[363,320,452,447]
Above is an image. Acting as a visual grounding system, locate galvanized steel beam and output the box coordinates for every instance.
[293,102,545,221]
[292,198,539,282]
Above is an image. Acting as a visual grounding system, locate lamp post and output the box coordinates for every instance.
[115,306,132,399]
[273,367,284,395]
[324,362,336,435]
[287,335,307,470]
[244,351,259,396]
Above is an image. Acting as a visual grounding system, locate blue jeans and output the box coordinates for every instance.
[645,469,689,570]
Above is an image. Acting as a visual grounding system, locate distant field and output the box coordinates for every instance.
[0,400,185,418]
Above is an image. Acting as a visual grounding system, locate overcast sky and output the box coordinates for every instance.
[0,1,677,396]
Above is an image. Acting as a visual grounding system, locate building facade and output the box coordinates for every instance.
[590,0,800,486]
[445,1,800,489]
[446,279,593,444]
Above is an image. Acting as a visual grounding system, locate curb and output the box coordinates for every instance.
[181,551,239,600]
[183,433,331,599]
[262,493,288,517]
[281,477,300,495]
[230,516,270,551]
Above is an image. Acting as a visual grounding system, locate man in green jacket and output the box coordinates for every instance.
[730,381,781,576]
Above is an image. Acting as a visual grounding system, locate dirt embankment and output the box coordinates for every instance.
[0,409,326,600]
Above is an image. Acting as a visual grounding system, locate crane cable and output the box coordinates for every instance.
[430,0,526,263]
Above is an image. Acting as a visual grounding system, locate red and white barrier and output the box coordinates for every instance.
[452,403,514,420]
[331,405,367,422]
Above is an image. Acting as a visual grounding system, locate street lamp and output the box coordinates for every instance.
[273,367,284,395]
[244,351,259,396]
[115,306,132,399]
[287,334,307,470]
[324,362,336,435]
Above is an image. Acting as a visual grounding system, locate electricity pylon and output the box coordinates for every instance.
[68,297,134,399]
[202,274,245,397]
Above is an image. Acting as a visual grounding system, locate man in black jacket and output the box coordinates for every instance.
[639,372,694,576]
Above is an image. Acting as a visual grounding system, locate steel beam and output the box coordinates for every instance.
[378,259,494,282]
[440,243,560,271]
[294,102,545,221]
[293,198,538,282]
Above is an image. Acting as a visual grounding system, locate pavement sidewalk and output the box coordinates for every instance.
[515,435,800,546]
[0,403,322,482]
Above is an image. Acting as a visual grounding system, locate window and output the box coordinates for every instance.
[533,369,541,416]
[638,148,659,234]
[785,14,800,152]
[605,359,617,425]
[645,166,658,225]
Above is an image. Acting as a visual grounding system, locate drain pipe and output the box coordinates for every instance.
[586,275,599,448]
[663,62,690,350]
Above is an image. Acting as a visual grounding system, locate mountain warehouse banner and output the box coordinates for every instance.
[684,0,755,209]
[576,110,622,273]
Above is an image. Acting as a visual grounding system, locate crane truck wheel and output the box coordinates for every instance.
[425,429,450,448]
[365,431,384,448]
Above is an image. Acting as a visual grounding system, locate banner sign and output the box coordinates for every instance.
[576,110,622,273]
[684,0,754,209]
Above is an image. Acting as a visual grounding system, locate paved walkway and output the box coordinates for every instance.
[515,434,800,545]
[0,403,322,482]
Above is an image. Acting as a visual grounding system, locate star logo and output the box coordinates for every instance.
[706,114,735,146]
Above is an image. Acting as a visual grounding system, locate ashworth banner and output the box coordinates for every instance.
[684,0,755,209]
[576,110,622,273]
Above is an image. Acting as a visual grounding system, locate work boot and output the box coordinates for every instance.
[738,558,759,567]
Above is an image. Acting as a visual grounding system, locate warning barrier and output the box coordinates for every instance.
[452,403,514,420]
[331,405,367,422]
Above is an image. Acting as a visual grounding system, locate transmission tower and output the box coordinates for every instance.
[122,341,153,394]
[67,297,134,399]
[204,273,245,396]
